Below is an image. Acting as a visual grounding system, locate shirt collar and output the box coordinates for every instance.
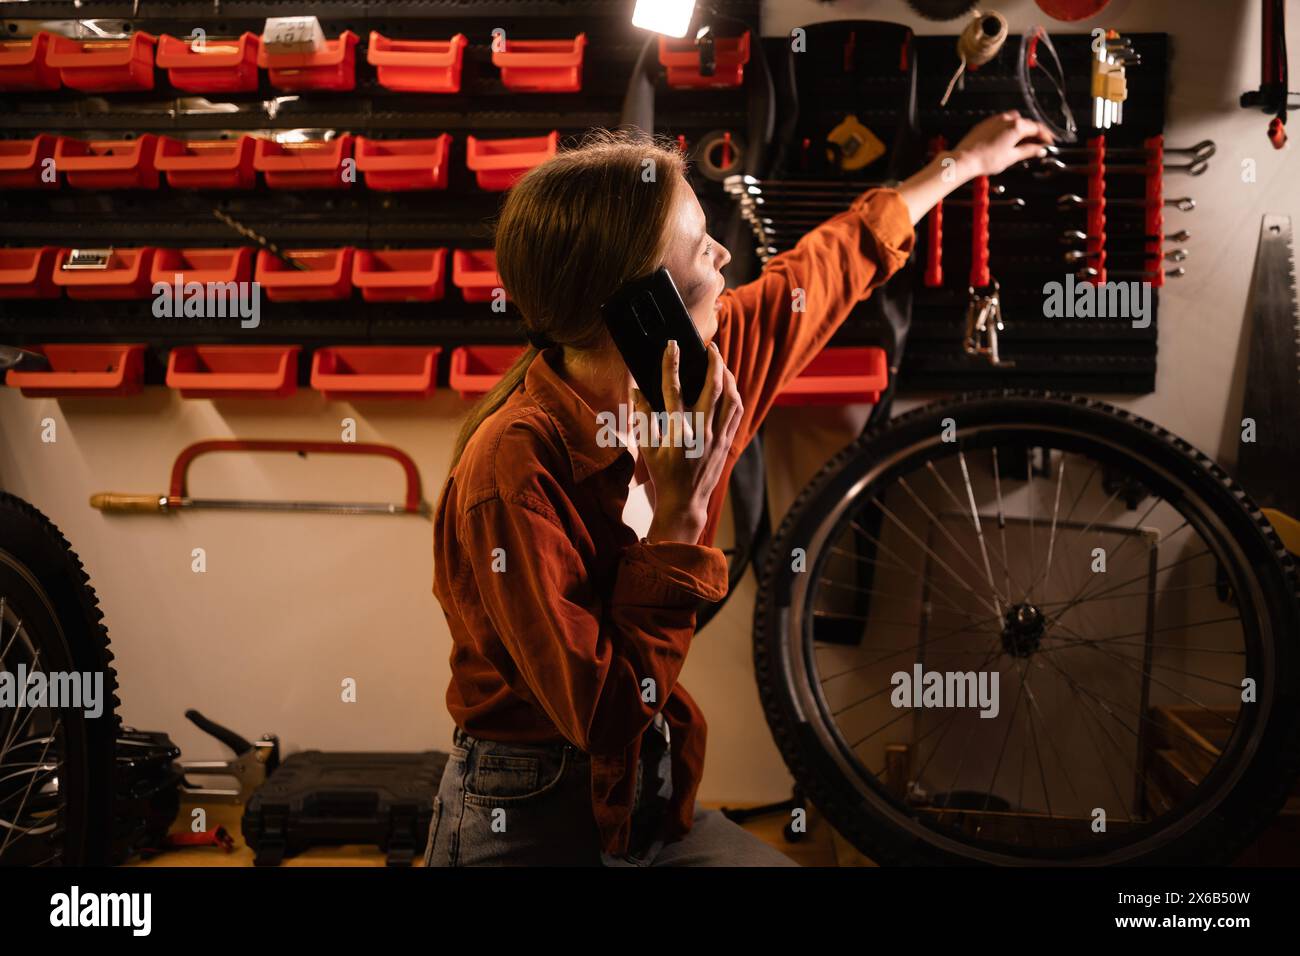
[524,347,630,483]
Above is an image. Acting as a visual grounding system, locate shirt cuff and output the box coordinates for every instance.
[615,540,729,606]
[851,187,917,277]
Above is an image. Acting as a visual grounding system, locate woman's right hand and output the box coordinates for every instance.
[631,339,743,545]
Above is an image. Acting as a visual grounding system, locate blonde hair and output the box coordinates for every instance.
[449,127,689,469]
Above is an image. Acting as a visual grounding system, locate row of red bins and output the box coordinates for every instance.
[0,30,749,93]
[4,343,888,404]
[0,131,558,191]
[0,247,500,302]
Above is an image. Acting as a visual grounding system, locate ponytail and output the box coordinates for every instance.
[449,345,538,470]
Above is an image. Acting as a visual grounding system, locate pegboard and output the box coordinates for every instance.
[750,22,1174,395]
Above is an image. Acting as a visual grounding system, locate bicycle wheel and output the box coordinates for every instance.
[754,391,1300,865]
[0,493,119,866]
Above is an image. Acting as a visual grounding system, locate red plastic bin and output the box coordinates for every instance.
[150,247,254,287]
[44,31,156,92]
[167,345,300,399]
[256,248,354,301]
[492,34,586,92]
[51,247,157,299]
[659,31,750,89]
[0,32,61,90]
[5,344,147,398]
[156,32,260,93]
[55,135,159,189]
[311,346,442,400]
[257,30,357,91]
[354,135,451,191]
[0,135,61,189]
[451,250,506,303]
[0,247,61,298]
[774,347,889,406]
[449,346,525,399]
[465,131,558,191]
[367,32,467,92]
[154,134,257,189]
[352,249,447,302]
[253,135,354,190]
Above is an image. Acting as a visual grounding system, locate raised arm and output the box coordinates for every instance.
[715,111,1054,450]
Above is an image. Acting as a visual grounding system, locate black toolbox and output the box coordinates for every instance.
[241,750,448,866]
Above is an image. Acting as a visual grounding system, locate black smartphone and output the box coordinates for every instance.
[600,266,710,413]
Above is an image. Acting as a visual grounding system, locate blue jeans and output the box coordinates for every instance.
[423,727,800,867]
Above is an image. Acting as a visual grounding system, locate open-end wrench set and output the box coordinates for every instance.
[727,22,1181,393]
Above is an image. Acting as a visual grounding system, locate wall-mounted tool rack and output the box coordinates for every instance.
[745,23,1173,395]
[0,0,761,393]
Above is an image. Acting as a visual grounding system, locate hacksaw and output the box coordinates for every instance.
[1235,213,1300,555]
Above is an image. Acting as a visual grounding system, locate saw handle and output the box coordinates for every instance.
[90,492,165,513]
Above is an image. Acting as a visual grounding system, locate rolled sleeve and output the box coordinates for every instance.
[615,540,729,606]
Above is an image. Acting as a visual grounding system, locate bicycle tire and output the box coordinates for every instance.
[0,492,119,866]
[754,391,1300,865]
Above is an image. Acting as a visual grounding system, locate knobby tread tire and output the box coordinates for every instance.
[0,492,120,865]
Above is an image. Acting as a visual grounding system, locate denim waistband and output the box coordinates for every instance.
[452,725,577,755]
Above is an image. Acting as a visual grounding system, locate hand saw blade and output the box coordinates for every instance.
[1236,214,1300,519]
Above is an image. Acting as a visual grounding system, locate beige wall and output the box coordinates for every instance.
[0,0,1294,804]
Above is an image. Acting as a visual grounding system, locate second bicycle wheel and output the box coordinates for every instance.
[754,391,1300,864]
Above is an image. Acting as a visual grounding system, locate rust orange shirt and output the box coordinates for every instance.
[432,187,915,857]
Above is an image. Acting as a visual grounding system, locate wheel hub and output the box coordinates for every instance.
[1001,603,1045,657]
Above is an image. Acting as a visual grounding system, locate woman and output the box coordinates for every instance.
[427,112,1053,867]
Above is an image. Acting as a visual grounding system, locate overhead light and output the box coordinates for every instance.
[632,0,696,38]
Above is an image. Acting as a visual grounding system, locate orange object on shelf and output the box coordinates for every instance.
[658,31,751,89]
[774,347,889,406]
[451,250,506,303]
[44,31,157,91]
[464,130,558,191]
[0,31,61,90]
[351,249,447,302]
[0,247,61,298]
[166,345,301,399]
[311,346,442,400]
[256,248,355,301]
[0,135,62,189]
[150,248,254,286]
[154,134,257,189]
[257,30,357,91]
[253,135,354,189]
[5,344,148,398]
[491,33,587,92]
[51,247,157,299]
[367,32,467,92]
[55,135,160,189]
[156,32,261,92]
[449,345,526,399]
[354,135,452,191]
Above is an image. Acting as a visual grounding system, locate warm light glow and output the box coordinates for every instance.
[632,0,696,38]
